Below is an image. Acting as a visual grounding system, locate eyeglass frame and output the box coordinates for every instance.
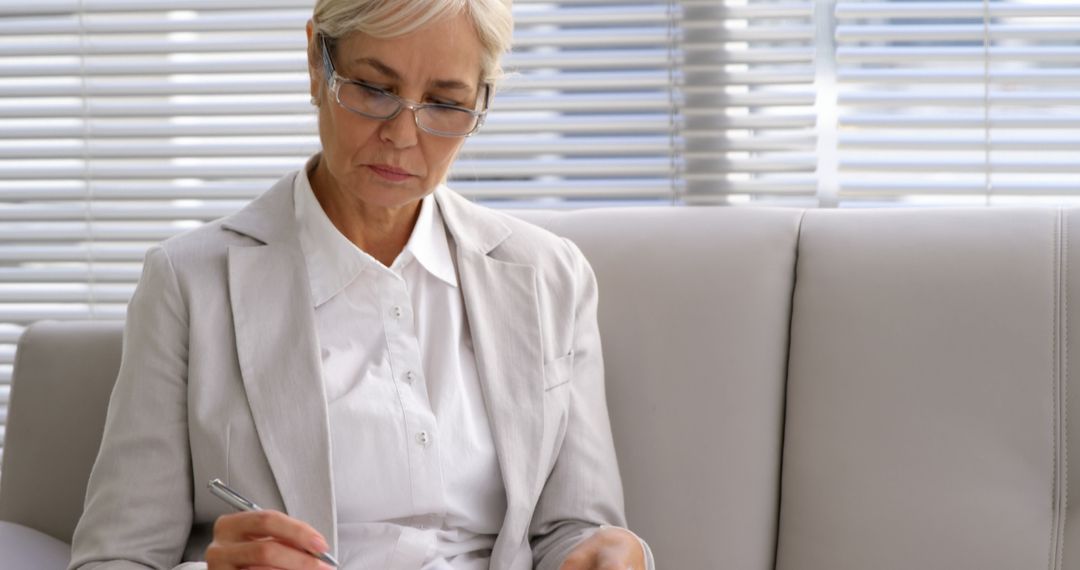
[318,34,490,138]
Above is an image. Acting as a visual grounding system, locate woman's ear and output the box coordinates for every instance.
[305,20,321,104]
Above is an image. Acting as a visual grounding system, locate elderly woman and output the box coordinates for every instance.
[68,1,653,569]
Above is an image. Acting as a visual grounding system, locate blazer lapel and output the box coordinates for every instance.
[437,188,546,566]
[223,175,337,550]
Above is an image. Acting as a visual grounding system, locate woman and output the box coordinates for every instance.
[69,1,653,569]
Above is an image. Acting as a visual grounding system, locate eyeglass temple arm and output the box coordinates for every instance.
[319,34,335,85]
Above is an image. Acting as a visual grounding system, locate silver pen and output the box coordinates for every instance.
[208,478,339,568]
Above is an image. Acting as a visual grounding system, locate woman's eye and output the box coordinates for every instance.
[355,80,391,92]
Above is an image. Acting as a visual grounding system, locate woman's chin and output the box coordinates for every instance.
[352,181,428,210]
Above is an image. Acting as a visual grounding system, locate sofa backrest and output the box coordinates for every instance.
[0,207,805,570]
[776,209,1075,570]
[14,207,1080,569]
[521,207,803,569]
[0,320,124,543]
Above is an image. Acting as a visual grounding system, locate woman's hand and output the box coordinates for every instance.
[559,526,646,570]
[206,510,332,570]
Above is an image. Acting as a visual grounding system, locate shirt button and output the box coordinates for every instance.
[405,370,416,383]
[392,305,403,318]
[416,431,431,446]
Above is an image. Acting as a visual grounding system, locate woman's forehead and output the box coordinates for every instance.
[333,15,484,89]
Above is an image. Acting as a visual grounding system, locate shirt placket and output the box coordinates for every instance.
[378,269,445,568]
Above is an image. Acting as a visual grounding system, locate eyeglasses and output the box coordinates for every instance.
[319,35,489,138]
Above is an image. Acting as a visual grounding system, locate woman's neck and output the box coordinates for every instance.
[309,158,422,268]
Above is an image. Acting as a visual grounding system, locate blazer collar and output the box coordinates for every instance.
[221,172,298,245]
[432,184,512,256]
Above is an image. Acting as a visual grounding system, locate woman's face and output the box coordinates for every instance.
[307,12,485,211]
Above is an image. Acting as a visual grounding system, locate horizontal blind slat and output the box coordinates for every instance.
[842,116,1080,129]
[840,92,1080,106]
[0,286,135,303]
[0,138,704,160]
[838,46,1080,64]
[838,69,1080,84]
[0,112,811,140]
[1,7,677,34]
[841,159,1080,174]
[0,267,142,282]
[3,51,733,79]
[837,2,1080,19]
[836,24,1080,43]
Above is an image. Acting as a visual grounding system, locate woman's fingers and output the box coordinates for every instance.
[207,510,331,570]
[210,538,330,570]
[214,510,328,552]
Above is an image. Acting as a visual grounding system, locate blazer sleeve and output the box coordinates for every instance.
[528,238,656,570]
[69,246,197,570]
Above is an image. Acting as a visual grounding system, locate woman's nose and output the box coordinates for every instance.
[379,106,419,149]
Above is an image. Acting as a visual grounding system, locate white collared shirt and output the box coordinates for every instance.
[294,166,507,570]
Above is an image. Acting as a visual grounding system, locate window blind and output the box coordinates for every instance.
[834,0,1080,205]
[678,1,818,206]
[458,0,683,202]
[4,1,1080,456]
[0,0,699,456]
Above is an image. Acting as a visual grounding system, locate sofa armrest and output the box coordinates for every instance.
[0,520,71,569]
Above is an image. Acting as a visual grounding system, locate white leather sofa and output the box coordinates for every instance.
[1,206,1075,569]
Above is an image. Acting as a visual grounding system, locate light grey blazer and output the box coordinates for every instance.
[69,172,642,570]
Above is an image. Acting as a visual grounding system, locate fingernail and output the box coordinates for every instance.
[311,536,329,552]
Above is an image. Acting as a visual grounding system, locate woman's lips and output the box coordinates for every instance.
[368,164,413,182]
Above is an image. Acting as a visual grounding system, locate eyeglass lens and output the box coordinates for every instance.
[336,82,480,136]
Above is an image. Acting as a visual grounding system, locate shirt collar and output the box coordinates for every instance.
[294,158,458,307]
[404,188,459,289]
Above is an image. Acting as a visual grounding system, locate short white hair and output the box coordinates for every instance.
[312,0,514,86]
